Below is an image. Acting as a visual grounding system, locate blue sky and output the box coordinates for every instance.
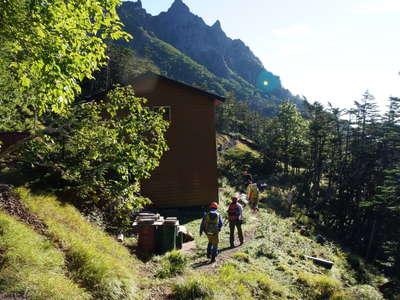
[139,0,400,111]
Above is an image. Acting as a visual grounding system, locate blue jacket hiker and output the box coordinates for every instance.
[200,202,223,263]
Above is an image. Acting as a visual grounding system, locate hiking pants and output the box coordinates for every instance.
[229,220,244,246]
[206,233,219,257]
[249,196,259,210]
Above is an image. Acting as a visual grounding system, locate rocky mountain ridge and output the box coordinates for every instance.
[112,0,302,116]
[149,0,270,86]
[119,0,282,92]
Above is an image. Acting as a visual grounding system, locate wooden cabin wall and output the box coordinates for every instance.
[135,77,219,208]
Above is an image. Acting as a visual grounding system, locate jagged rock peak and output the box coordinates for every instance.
[126,0,142,9]
[169,0,190,13]
[212,20,222,30]
[120,0,142,10]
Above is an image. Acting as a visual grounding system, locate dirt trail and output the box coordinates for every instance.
[184,217,259,273]
[142,214,261,299]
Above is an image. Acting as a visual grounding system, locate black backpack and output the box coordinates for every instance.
[205,211,219,234]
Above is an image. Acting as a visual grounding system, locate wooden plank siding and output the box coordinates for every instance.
[132,74,223,208]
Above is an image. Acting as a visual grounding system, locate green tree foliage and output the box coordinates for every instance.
[220,90,400,274]
[18,86,169,227]
[375,168,400,273]
[218,148,263,189]
[274,100,308,176]
[265,92,400,274]
[80,44,160,99]
[0,0,129,124]
[298,102,340,208]
[216,96,308,181]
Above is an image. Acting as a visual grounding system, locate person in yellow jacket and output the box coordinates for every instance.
[247,180,260,211]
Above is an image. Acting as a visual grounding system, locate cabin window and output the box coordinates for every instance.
[151,106,171,122]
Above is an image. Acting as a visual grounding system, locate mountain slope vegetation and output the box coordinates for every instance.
[0,184,391,300]
[81,0,303,116]
[0,186,143,300]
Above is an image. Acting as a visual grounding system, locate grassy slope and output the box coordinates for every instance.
[0,188,144,300]
[149,185,386,300]
[0,211,91,300]
[0,186,388,299]
[216,133,260,157]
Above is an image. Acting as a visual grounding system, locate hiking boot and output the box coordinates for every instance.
[210,256,216,263]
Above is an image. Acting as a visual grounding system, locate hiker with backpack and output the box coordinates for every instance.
[247,180,260,211]
[227,196,244,248]
[199,202,223,263]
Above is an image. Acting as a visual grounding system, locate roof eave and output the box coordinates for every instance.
[134,71,226,104]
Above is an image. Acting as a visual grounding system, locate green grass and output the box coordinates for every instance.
[235,140,260,157]
[297,271,341,299]
[233,252,251,263]
[155,250,188,278]
[16,188,141,300]
[172,261,285,300]
[0,211,91,300]
[1,184,387,300]
[345,285,384,299]
[173,276,216,300]
[174,180,385,300]
[216,133,260,157]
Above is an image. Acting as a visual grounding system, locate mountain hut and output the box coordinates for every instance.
[132,72,225,208]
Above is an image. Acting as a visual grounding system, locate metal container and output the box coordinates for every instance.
[176,231,183,249]
[160,220,178,253]
[137,221,156,255]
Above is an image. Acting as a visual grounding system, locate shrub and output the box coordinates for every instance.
[238,272,285,299]
[219,262,285,299]
[172,263,285,300]
[266,187,288,213]
[275,264,289,272]
[346,254,369,283]
[254,243,278,259]
[233,252,251,263]
[346,285,384,300]
[156,250,187,278]
[172,276,215,300]
[18,86,169,229]
[218,148,263,188]
[297,272,341,299]
[330,290,355,300]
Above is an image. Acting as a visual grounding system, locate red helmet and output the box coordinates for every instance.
[210,202,218,209]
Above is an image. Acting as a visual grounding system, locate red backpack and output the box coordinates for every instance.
[228,203,240,221]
